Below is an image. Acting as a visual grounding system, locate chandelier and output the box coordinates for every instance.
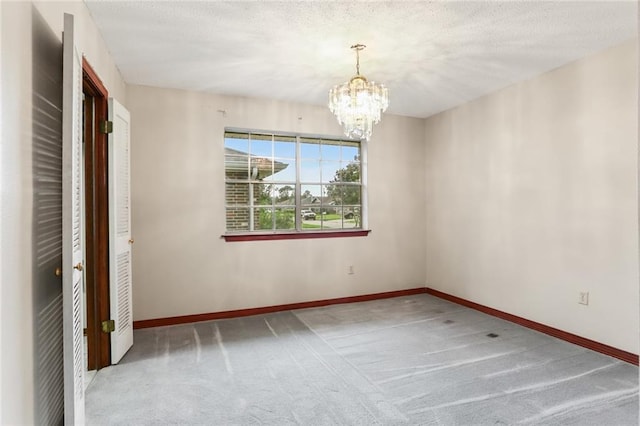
[328,44,389,141]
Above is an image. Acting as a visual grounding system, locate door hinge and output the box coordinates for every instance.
[100,120,113,134]
[101,319,115,333]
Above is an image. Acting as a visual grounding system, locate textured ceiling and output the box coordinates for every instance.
[84,1,637,118]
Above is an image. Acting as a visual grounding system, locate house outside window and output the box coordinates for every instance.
[224,130,362,234]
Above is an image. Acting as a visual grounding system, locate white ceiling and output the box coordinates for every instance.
[84,1,637,118]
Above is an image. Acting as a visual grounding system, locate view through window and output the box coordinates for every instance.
[224,130,362,233]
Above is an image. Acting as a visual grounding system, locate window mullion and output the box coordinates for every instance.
[295,135,301,231]
[248,183,254,231]
[248,132,255,231]
[360,139,368,229]
[271,134,276,231]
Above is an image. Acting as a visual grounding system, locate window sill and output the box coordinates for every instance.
[223,229,371,242]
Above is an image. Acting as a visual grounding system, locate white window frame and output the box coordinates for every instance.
[224,128,368,235]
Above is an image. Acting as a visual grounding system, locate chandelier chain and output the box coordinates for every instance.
[351,44,365,75]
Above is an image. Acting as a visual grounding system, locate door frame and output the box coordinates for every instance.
[82,58,111,369]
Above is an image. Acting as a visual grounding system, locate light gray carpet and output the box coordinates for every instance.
[86,294,638,425]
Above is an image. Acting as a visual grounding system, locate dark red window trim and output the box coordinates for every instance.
[223,229,371,242]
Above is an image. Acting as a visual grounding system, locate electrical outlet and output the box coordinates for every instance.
[578,291,589,305]
[348,265,355,275]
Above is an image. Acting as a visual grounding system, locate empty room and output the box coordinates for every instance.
[1,1,638,425]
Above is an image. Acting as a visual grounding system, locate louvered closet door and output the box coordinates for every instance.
[32,7,65,424]
[108,98,134,363]
[62,13,85,426]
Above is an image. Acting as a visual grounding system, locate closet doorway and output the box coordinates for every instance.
[82,59,111,373]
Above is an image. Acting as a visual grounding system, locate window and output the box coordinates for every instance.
[224,130,364,235]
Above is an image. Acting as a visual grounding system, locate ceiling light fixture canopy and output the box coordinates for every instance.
[329,44,389,141]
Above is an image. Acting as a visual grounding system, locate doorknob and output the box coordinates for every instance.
[73,262,83,271]
[128,239,134,244]
[54,267,62,277]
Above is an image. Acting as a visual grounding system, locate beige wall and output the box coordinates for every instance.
[1,4,32,423]
[424,39,639,353]
[34,1,126,104]
[127,85,426,321]
[0,1,125,423]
